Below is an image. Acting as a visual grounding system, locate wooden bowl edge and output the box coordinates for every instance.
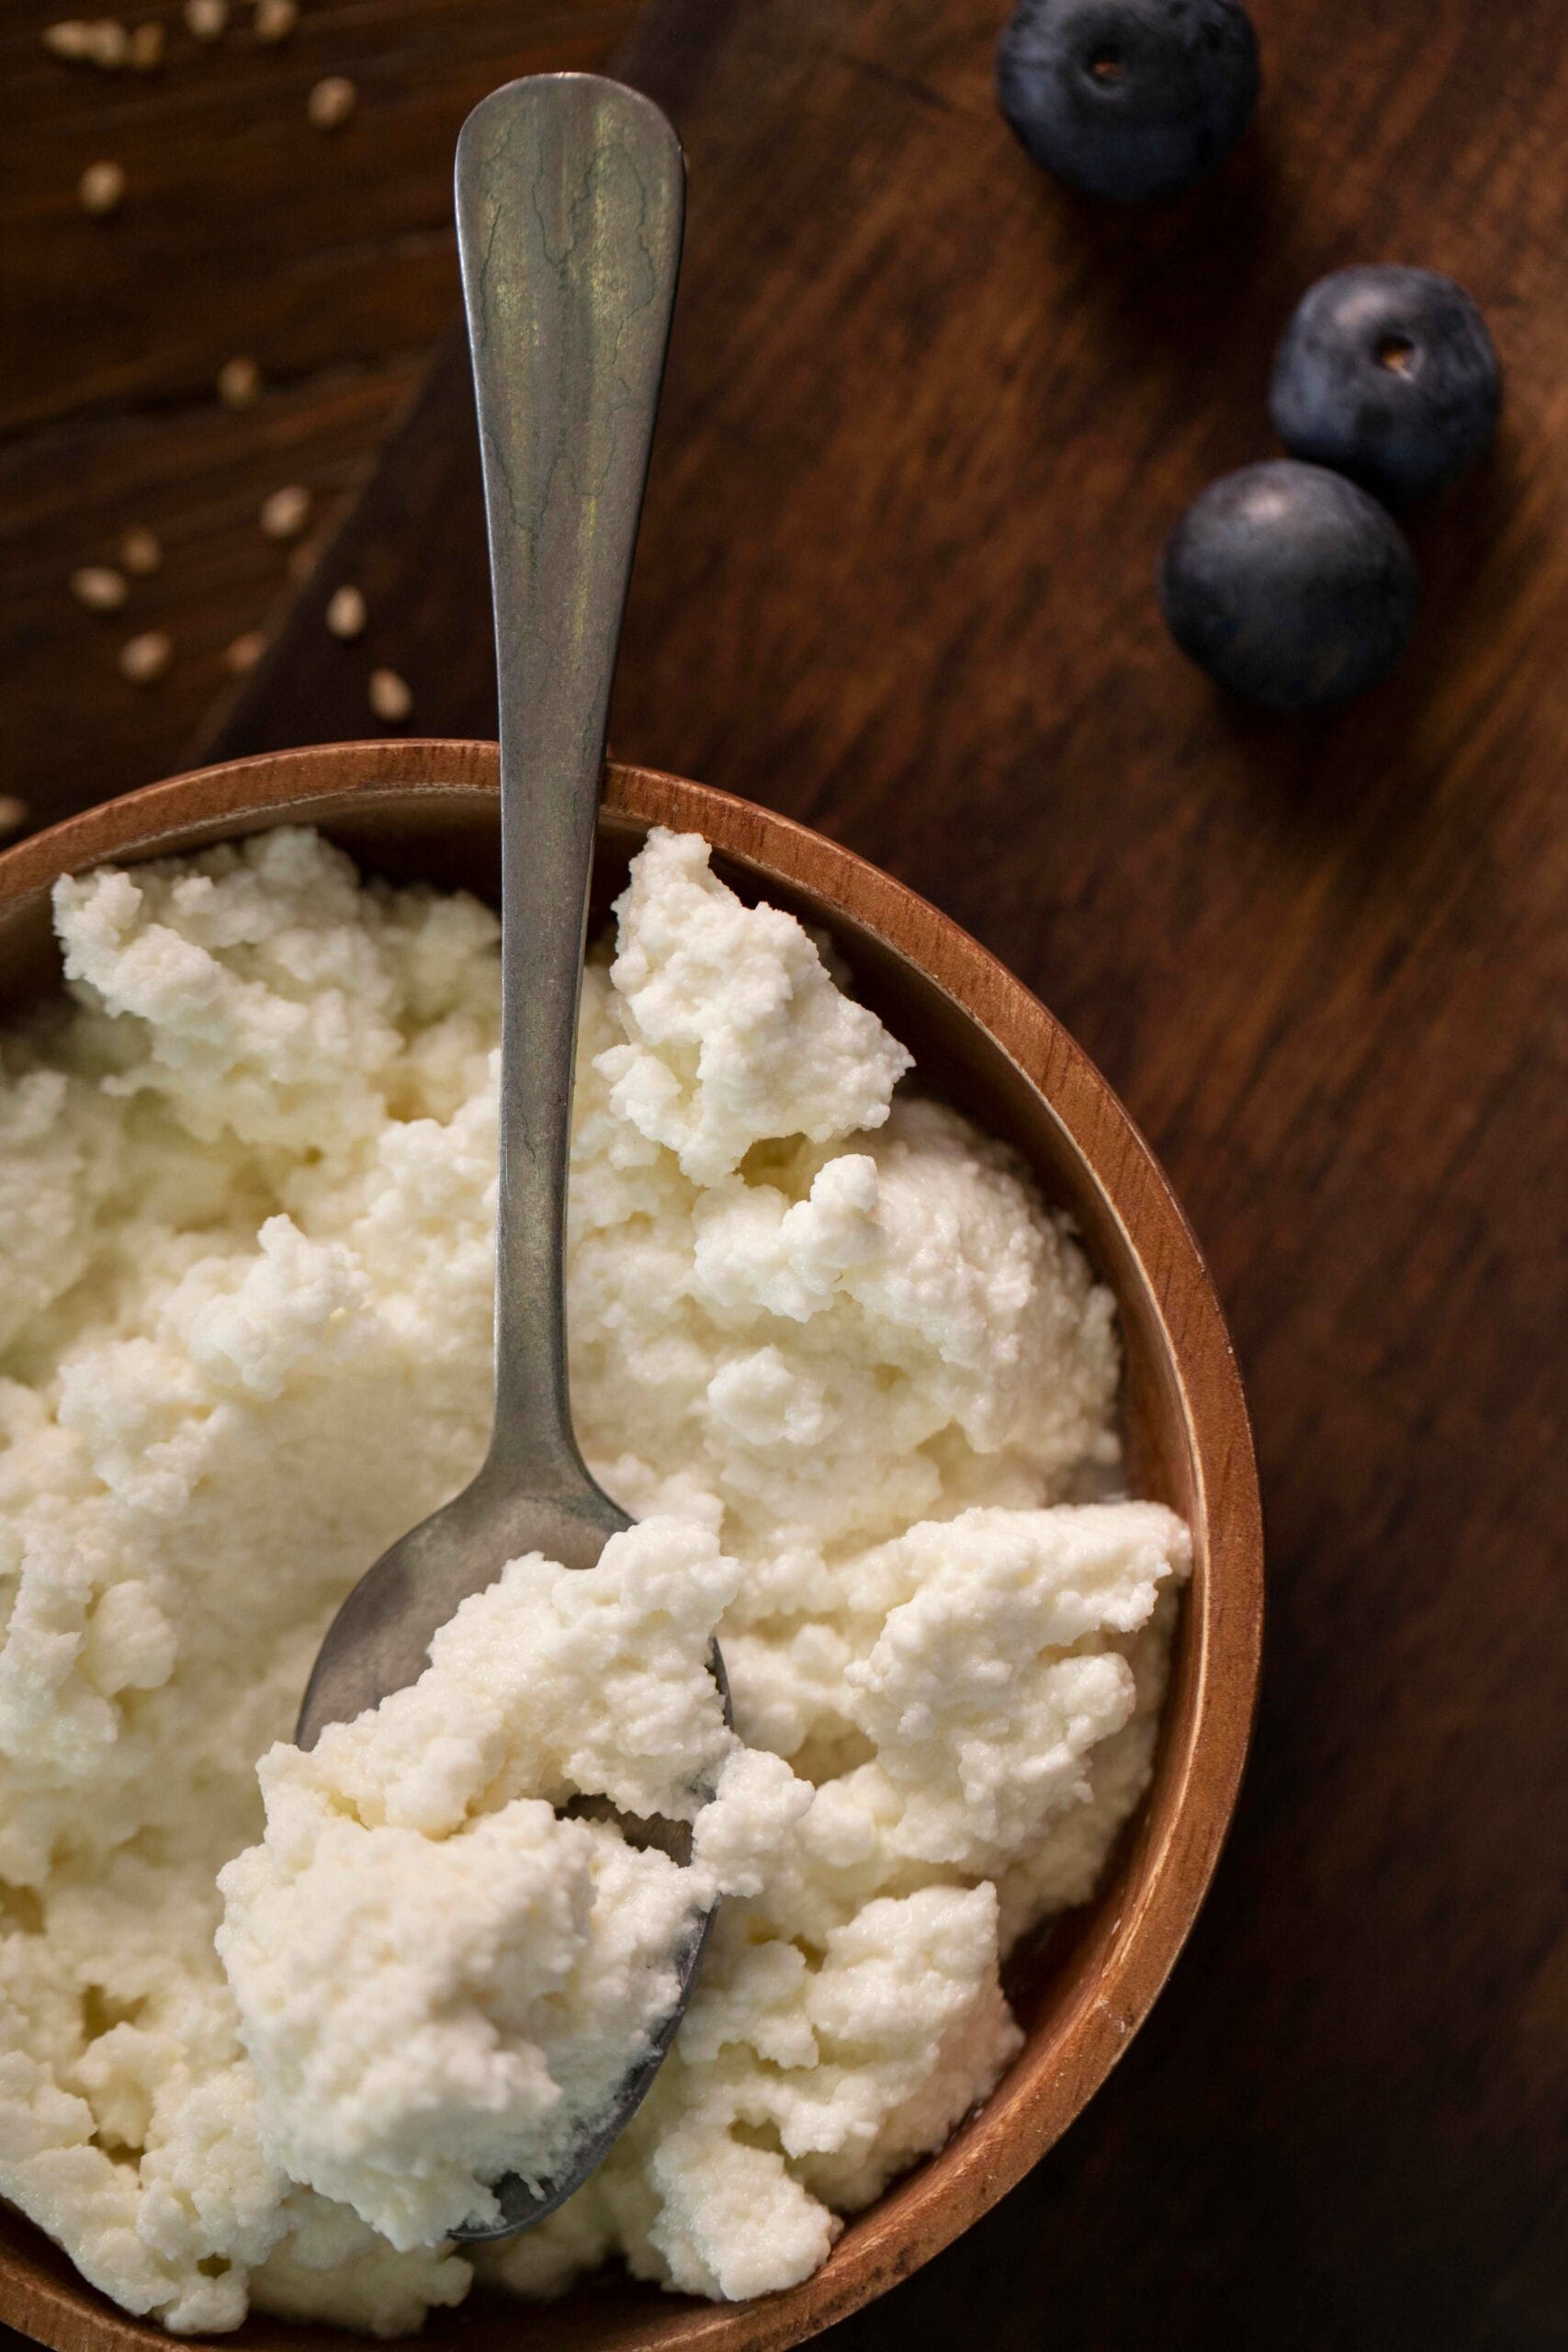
[0,741,1263,2352]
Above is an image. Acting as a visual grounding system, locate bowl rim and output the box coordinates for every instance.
[0,740,1263,2352]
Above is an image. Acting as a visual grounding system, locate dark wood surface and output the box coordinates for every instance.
[1,0,639,825]
[10,0,1568,2346]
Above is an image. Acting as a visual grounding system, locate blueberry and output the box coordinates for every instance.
[1158,461,1418,710]
[1269,266,1502,506]
[996,0,1259,203]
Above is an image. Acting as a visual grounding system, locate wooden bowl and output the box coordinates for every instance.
[0,741,1262,2352]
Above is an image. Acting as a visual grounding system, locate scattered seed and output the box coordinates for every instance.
[260,484,311,539]
[52,17,132,68]
[225,630,267,673]
[128,19,163,65]
[78,159,126,216]
[325,584,366,639]
[85,17,130,65]
[184,0,227,37]
[253,0,297,40]
[71,564,129,611]
[119,526,162,574]
[42,20,96,60]
[0,797,29,840]
[118,630,171,684]
[367,667,412,723]
[307,74,356,130]
[217,355,261,409]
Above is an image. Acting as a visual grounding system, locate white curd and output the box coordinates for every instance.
[0,824,1189,2333]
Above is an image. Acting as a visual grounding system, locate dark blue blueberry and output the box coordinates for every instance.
[1158,461,1418,710]
[996,0,1259,203]
[1269,266,1502,507]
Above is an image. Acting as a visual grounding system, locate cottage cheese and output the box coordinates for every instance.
[0,823,1190,2334]
[215,1521,774,2253]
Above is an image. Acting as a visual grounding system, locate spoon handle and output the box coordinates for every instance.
[456,75,684,1496]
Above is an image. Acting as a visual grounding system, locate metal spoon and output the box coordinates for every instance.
[296,72,712,2239]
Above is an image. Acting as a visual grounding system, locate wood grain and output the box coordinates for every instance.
[203,1,1568,2346]
[10,0,1568,2345]
[0,0,640,827]
[0,742,1261,2352]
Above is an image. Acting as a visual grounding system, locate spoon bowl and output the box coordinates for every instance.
[0,741,1262,2352]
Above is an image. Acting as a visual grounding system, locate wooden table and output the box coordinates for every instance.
[1,0,639,823]
[6,1,1566,2346]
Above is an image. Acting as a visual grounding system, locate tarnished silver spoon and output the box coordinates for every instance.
[296,72,716,2239]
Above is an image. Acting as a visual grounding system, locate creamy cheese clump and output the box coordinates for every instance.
[215,1521,772,2253]
[0,823,1189,2334]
